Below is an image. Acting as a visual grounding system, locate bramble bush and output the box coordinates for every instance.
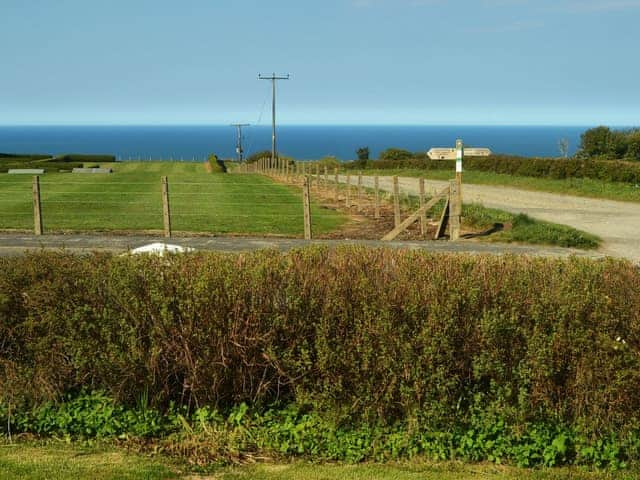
[1,248,639,467]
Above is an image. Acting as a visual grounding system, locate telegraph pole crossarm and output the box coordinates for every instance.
[259,73,290,168]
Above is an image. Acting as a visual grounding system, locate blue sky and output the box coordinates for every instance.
[1,0,638,125]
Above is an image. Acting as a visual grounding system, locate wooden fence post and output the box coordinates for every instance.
[374,175,380,219]
[315,163,320,188]
[449,179,461,241]
[419,178,426,236]
[334,167,339,202]
[393,176,401,228]
[345,173,351,207]
[162,176,172,238]
[357,172,363,206]
[303,175,312,240]
[32,176,43,236]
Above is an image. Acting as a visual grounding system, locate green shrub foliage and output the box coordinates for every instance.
[356,146,370,161]
[379,148,413,162]
[344,154,640,184]
[1,248,639,465]
[0,153,113,172]
[207,153,227,173]
[51,154,116,163]
[579,126,640,160]
[245,150,273,164]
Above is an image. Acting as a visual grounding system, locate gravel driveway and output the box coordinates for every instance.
[337,175,640,262]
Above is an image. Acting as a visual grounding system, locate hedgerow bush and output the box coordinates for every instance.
[0,154,93,172]
[51,154,116,163]
[0,161,85,173]
[344,154,640,184]
[1,248,639,466]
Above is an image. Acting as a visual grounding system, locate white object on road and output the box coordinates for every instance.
[129,242,194,256]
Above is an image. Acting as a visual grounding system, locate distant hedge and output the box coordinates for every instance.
[0,160,84,173]
[52,154,116,163]
[0,153,114,173]
[345,154,640,184]
[1,248,638,439]
[0,153,50,160]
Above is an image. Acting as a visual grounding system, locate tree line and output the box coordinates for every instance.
[578,126,640,161]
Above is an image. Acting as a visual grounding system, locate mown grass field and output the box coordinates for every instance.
[360,168,640,203]
[0,162,345,236]
[0,445,636,480]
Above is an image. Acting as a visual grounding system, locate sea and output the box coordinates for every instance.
[0,125,598,161]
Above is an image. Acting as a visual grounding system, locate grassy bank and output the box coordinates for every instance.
[360,168,640,203]
[462,205,600,249]
[0,162,345,235]
[0,444,636,480]
[384,188,600,249]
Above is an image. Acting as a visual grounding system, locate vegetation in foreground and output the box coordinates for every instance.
[0,162,345,235]
[0,444,637,480]
[1,249,638,469]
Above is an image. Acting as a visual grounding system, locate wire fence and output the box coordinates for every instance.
[0,160,460,240]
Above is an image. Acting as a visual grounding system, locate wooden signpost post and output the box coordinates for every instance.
[456,138,463,204]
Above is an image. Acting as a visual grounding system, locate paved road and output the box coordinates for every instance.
[338,175,640,262]
[0,233,603,260]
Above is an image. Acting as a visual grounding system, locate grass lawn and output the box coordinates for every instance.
[361,168,640,203]
[0,444,636,480]
[0,444,177,480]
[214,463,636,480]
[0,162,345,236]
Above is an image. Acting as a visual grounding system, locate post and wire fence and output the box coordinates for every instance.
[237,155,463,241]
[1,154,462,241]
[0,173,332,240]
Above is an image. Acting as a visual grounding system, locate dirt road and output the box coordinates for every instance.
[338,175,640,262]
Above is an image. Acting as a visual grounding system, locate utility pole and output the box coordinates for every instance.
[230,123,250,162]
[259,73,290,168]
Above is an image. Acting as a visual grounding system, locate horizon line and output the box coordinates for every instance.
[0,123,626,128]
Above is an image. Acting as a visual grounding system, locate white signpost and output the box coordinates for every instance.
[456,139,464,176]
[427,147,491,160]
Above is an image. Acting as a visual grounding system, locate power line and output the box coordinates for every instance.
[230,123,250,162]
[258,73,290,167]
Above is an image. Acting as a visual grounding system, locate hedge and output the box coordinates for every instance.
[51,154,116,163]
[1,248,638,439]
[345,154,640,184]
[0,153,50,160]
[0,153,114,173]
[0,160,85,173]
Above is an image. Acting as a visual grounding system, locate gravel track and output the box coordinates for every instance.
[0,233,602,260]
[337,175,640,262]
